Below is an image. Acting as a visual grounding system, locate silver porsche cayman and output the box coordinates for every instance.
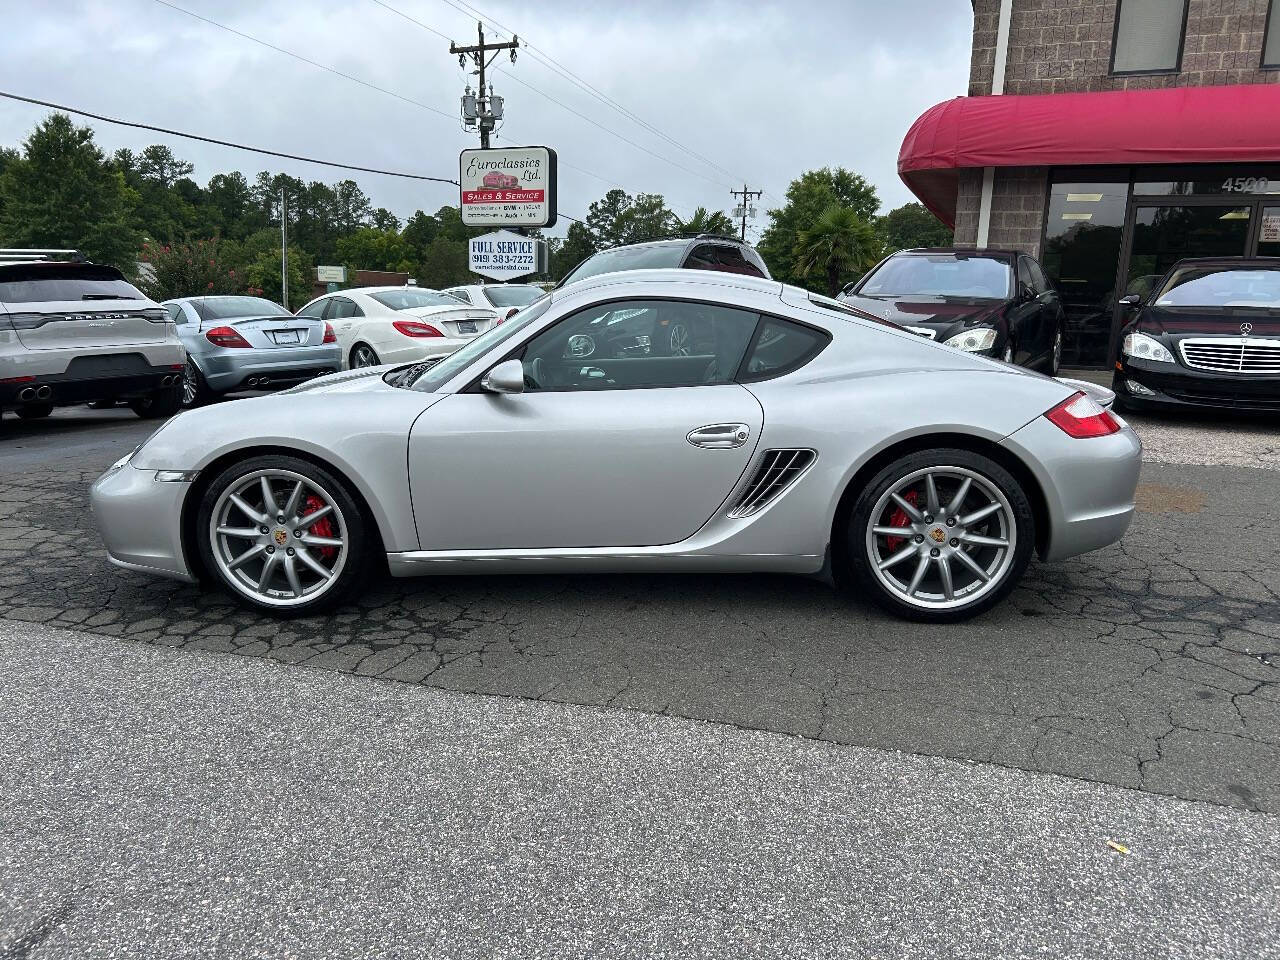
[91,269,1141,622]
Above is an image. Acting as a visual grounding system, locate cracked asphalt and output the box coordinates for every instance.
[1,404,1278,813]
[4,619,1279,960]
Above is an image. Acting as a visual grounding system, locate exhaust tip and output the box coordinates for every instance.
[35,385,51,400]
[19,387,34,401]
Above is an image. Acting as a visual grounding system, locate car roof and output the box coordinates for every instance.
[898,247,1020,260]
[552,267,782,299]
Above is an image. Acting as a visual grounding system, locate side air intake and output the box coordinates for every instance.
[728,449,816,518]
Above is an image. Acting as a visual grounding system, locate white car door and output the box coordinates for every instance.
[408,298,767,551]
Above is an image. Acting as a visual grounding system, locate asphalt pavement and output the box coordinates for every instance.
[2,619,1278,960]
[0,404,1278,817]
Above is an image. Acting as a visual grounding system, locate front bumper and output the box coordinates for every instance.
[90,463,196,582]
[1115,358,1280,413]
[1000,414,1142,562]
[198,345,342,392]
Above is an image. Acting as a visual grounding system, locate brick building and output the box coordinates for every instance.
[899,0,1280,366]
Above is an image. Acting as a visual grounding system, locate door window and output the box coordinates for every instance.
[740,317,829,381]
[1025,259,1052,295]
[685,244,767,278]
[520,299,758,392]
[296,299,327,319]
[166,303,187,324]
[448,289,472,303]
[328,297,360,319]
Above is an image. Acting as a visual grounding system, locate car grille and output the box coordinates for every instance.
[1179,337,1280,374]
[728,449,816,518]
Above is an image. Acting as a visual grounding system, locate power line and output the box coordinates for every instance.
[0,90,460,185]
[152,0,456,122]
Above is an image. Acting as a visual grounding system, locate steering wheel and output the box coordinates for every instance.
[525,357,546,390]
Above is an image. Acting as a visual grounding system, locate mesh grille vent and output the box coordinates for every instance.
[728,449,816,518]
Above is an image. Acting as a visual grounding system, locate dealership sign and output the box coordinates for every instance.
[468,230,547,281]
[459,146,557,228]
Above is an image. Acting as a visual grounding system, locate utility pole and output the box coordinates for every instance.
[452,22,519,149]
[730,184,763,241]
[279,187,289,310]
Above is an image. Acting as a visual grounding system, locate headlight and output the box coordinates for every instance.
[1121,332,1175,364]
[943,328,997,353]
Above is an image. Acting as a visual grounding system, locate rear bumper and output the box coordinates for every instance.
[1,352,185,405]
[1115,358,1280,413]
[90,462,196,582]
[198,346,343,392]
[1000,415,1142,562]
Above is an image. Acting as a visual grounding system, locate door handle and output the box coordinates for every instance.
[687,423,751,449]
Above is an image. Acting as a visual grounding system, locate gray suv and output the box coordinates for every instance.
[0,259,185,421]
[557,235,770,288]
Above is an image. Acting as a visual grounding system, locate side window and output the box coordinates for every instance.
[328,297,358,319]
[740,317,829,381]
[166,303,186,324]
[520,299,758,392]
[297,299,327,319]
[1027,259,1052,295]
[684,245,766,278]
[1017,258,1036,296]
[449,289,472,304]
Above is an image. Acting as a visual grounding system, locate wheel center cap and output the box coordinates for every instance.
[273,529,289,546]
[928,527,947,544]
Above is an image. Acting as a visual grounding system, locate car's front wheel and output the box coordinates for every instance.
[350,343,380,368]
[195,455,369,616]
[129,386,181,419]
[1047,326,1063,375]
[845,448,1035,622]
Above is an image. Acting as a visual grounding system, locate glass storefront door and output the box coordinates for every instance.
[1259,206,1280,258]
[1122,203,1253,302]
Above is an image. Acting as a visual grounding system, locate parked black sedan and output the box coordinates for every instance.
[1114,257,1280,414]
[838,248,1065,373]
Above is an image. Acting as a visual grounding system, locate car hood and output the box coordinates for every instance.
[841,294,1007,339]
[1137,305,1280,337]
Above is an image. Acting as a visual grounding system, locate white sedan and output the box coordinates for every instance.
[295,287,498,369]
[443,283,548,322]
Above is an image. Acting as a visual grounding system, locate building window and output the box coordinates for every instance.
[1110,0,1189,74]
[1265,0,1280,68]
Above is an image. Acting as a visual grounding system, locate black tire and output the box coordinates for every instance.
[182,358,214,408]
[1046,325,1063,376]
[196,454,371,616]
[129,386,182,419]
[17,403,53,419]
[843,448,1035,623]
[350,343,380,368]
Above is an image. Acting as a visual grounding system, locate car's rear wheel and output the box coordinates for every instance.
[182,358,214,408]
[1048,326,1063,375]
[196,455,369,616]
[845,448,1034,622]
[129,386,181,419]
[350,343,380,368]
[17,404,53,419]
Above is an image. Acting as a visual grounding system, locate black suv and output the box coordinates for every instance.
[557,235,770,289]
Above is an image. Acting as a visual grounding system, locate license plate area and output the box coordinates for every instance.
[271,329,302,345]
[456,321,477,334]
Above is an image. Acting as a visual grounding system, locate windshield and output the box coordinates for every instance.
[483,285,544,308]
[559,244,685,286]
[857,254,1012,300]
[193,296,291,320]
[410,295,552,391]
[0,263,143,303]
[1154,266,1280,308]
[371,289,464,310]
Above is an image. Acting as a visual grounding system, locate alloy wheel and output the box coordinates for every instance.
[669,322,691,356]
[352,345,380,368]
[865,466,1016,611]
[182,359,199,406]
[208,469,348,608]
[1052,330,1063,373]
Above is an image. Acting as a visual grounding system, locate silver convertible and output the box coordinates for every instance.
[91,269,1141,622]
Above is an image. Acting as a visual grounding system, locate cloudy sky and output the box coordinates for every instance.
[1,0,972,236]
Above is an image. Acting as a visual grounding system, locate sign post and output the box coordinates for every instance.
[316,265,347,294]
[459,146,557,229]
[468,230,547,281]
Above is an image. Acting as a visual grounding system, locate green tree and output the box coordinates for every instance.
[402,209,440,252]
[0,114,141,271]
[758,167,880,285]
[239,227,312,307]
[371,207,400,232]
[793,205,883,296]
[585,189,677,248]
[336,227,414,272]
[878,202,953,253]
[677,206,735,236]
[416,235,471,288]
[550,221,597,280]
[137,237,244,301]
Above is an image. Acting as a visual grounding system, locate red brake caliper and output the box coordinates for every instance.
[884,490,919,553]
[302,495,338,562]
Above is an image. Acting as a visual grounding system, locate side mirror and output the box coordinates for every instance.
[840,281,858,296]
[1119,294,1142,308]
[480,358,525,394]
[1019,283,1036,302]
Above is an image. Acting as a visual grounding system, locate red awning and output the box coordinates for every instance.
[898,84,1280,228]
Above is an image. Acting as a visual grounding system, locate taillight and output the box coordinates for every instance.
[392,319,444,338]
[322,322,336,344]
[205,325,251,348]
[1044,391,1120,438]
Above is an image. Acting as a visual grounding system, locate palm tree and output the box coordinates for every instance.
[677,206,736,237]
[793,204,883,296]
